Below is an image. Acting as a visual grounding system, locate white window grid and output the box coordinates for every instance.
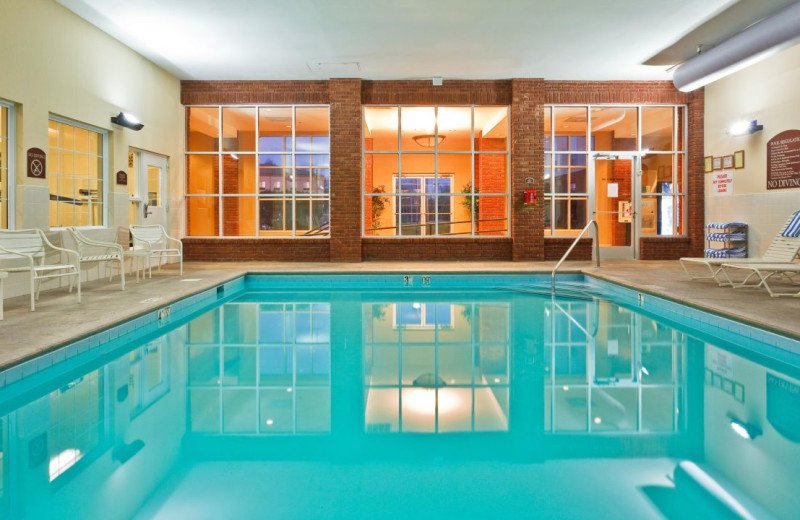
[184,105,331,238]
[543,104,688,237]
[48,115,109,229]
[362,105,511,237]
[0,99,15,230]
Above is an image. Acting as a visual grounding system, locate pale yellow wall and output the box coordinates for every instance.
[704,43,800,255]
[0,0,183,233]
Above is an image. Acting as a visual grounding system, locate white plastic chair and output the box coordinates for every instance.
[129,225,183,277]
[0,229,80,311]
[68,227,126,290]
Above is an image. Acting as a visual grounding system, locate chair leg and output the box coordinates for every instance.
[76,271,81,303]
[119,258,126,290]
[30,275,36,312]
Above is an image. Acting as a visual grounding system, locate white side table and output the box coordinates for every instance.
[123,249,151,282]
[0,271,8,320]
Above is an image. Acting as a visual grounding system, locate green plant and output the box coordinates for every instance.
[460,183,479,221]
[371,185,389,228]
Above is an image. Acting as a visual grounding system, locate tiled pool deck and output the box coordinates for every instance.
[1,260,799,371]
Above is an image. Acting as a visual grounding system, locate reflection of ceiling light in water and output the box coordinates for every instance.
[494,377,501,383]
[412,302,421,310]
[286,388,293,393]
[729,416,761,440]
[593,417,602,425]
[404,388,460,415]
[562,386,569,391]
[266,419,274,426]
[641,366,650,376]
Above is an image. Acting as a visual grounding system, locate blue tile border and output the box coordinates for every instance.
[0,278,246,390]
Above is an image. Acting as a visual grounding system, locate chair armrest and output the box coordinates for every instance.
[164,233,183,251]
[40,234,81,265]
[0,244,36,267]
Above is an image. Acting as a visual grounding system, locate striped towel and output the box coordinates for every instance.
[707,222,746,229]
[782,211,800,237]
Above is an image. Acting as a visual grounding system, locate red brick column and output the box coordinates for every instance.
[329,79,362,262]
[511,78,545,260]
[687,88,705,257]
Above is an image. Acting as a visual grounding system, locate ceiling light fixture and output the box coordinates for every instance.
[413,134,445,148]
[728,120,763,136]
[110,112,144,131]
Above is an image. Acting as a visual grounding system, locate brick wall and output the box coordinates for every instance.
[329,79,362,261]
[544,238,593,261]
[179,79,704,262]
[184,238,330,261]
[511,79,544,260]
[362,238,512,261]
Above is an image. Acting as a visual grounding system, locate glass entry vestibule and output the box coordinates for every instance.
[544,105,686,260]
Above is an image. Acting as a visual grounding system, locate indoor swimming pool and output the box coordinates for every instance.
[0,273,798,519]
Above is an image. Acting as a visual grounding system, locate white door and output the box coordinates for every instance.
[129,151,168,227]
[590,154,640,260]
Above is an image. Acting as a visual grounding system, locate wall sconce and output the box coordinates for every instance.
[111,112,144,131]
[729,416,762,440]
[112,439,145,463]
[727,120,763,136]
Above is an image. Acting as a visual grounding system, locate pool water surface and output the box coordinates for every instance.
[0,274,797,519]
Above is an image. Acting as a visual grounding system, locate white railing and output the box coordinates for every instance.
[551,220,600,293]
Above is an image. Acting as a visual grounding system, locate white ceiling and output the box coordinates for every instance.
[57,0,752,81]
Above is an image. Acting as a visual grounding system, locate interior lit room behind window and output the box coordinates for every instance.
[48,119,106,228]
[363,106,509,237]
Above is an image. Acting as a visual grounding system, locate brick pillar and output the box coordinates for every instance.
[511,78,545,260]
[687,89,705,257]
[329,79,363,262]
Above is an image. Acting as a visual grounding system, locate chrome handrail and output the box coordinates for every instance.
[551,220,600,293]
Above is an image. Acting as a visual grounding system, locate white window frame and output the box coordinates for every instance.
[543,104,688,238]
[0,99,15,230]
[362,105,511,238]
[48,115,109,229]
[184,104,331,239]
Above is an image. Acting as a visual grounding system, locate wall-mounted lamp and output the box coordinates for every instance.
[728,120,763,136]
[112,439,145,463]
[111,112,144,131]
[729,416,762,440]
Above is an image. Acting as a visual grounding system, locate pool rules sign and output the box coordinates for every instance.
[767,130,800,190]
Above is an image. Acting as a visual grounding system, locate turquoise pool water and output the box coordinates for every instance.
[1,274,799,519]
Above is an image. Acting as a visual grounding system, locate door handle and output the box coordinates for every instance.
[144,203,152,218]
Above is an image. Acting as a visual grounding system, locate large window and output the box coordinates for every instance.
[543,105,687,236]
[0,100,13,229]
[363,106,509,237]
[186,105,330,237]
[48,117,107,228]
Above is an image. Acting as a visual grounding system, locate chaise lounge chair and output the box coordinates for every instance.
[680,211,800,285]
[718,262,800,297]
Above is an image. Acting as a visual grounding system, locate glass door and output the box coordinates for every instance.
[591,155,639,259]
[129,150,168,227]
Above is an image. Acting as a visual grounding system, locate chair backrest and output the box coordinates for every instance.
[763,212,800,261]
[67,227,89,255]
[0,229,45,260]
[130,225,166,247]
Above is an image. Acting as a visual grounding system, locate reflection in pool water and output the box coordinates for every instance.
[0,283,798,519]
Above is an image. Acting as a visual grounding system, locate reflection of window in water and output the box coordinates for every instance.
[186,303,331,435]
[129,338,170,418]
[392,302,454,329]
[365,302,510,433]
[544,300,686,433]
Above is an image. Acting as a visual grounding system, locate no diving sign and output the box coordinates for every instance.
[27,148,46,179]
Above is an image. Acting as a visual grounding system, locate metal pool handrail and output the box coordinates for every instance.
[551,220,600,293]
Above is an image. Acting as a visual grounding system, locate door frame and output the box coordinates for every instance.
[129,149,168,227]
[589,152,642,260]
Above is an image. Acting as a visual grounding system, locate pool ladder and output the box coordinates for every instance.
[551,219,600,293]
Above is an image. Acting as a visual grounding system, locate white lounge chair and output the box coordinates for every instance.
[0,229,81,311]
[719,262,800,297]
[68,227,126,290]
[129,225,183,277]
[680,211,800,285]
